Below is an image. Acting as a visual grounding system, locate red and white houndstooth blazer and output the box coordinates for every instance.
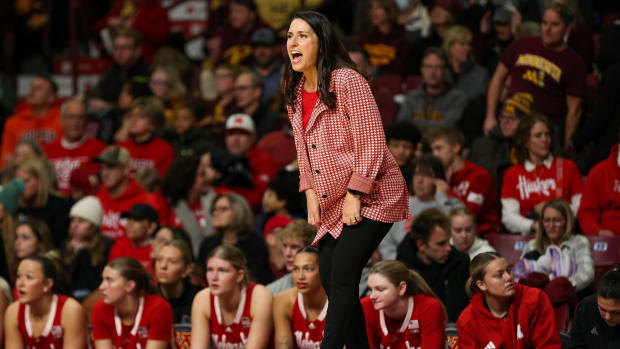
[288,68,409,245]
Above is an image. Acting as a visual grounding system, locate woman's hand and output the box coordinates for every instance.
[305,189,321,227]
[343,191,362,226]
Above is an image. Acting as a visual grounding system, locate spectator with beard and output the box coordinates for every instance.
[249,28,283,105]
[231,71,279,140]
[44,98,106,195]
[397,47,467,129]
[116,96,175,178]
[1,76,62,168]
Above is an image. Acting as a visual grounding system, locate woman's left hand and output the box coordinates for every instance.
[343,191,362,226]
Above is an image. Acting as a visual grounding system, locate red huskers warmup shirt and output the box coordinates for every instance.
[362,293,446,349]
[210,283,256,348]
[92,294,173,349]
[116,137,175,178]
[457,284,561,349]
[450,160,500,235]
[291,292,327,348]
[18,294,68,348]
[501,156,583,216]
[44,137,105,194]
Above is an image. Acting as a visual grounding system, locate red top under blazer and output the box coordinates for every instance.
[288,68,409,245]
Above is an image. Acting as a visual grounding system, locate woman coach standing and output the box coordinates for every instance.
[283,10,409,349]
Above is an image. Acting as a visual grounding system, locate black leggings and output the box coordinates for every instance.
[318,218,392,349]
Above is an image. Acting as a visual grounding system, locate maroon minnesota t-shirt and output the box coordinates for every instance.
[501,36,585,121]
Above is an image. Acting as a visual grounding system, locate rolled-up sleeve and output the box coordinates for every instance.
[342,71,385,194]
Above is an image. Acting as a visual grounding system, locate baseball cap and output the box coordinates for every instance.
[493,6,514,24]
[251,28,277,46]
[226,113,255,134]
[121,203,159,223]
[95,146,130,167]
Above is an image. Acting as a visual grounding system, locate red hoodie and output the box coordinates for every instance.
[97,179,164,240]
[578,144,620,235]
[450,160,500,235]
[457,284,561,349]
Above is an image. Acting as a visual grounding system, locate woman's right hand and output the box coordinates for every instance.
[305,189,321,227]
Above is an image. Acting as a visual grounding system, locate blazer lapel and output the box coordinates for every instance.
[304,98,328,134]
[290,81,304,133]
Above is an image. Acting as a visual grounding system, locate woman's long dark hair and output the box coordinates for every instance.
[282,11,361,111]
[162,155,200,206]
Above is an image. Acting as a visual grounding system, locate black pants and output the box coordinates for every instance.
[318,218,392,349]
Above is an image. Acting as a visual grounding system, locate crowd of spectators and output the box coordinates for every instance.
[1,0,620,348]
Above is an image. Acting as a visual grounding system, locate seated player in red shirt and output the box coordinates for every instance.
[274,246,328,348]
[427,127,500,235]
[457,252,561,349]
[191,244,273,348]
[501,114,583,234]
[92,257,174,349]
[362,260,447,349]
[4,256,88,348]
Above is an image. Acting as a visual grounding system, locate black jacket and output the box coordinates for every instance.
[396,234,470,322]
[569,294,620,349]
[89,59,150,103]
[198,233,274,285]
[159,279,202,324]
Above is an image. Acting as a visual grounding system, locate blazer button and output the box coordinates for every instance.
[315,169,320,174]
[311,144,317,149]
[322,194,328,198]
